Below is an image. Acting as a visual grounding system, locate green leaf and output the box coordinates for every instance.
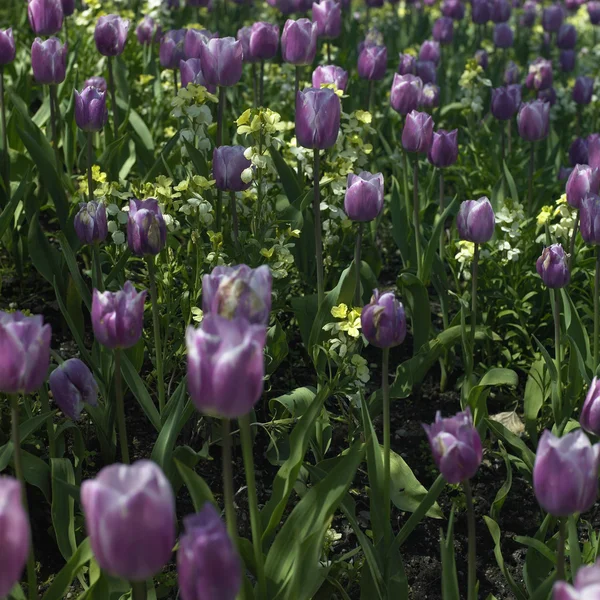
[21,450,51,502]
[389,176,415,269]
[502,160,519,205]
[0,173,31,240]
[56,232,91,310]
[568,515,582,578]
[269,145,302,203]
[120,354,161,432]
[490,442,512,521]
[174,459,216,511]
[515,536,557,564]
[28,215,63,286]
[441,507,460,600]
[524,358,550,444]
[485,419,535,474]
[51,458,77,561]
[142,130,181,183]
[466,368,518,425]
[421,195,458,284]
[42,538,93,600]
[398,272,430,355]
[532,334,558,380]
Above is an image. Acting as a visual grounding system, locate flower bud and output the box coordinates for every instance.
[421,83,440,109]
[533,429,600,516]
[475,49,488,70]
[537,86,557,106]
[184,28,217,59]
[542,4,563,31]
[312,64,348,91]
[557,23,576,49]
[200,37,243,86]
[186,315,266,417]
[266,0,296,13]
[212,146,252,192]
[589,0,600,24]
[74,86,108,132]
[503,60,519,84]
[28,0,63,36]
[580,194,600,245]
[417,60,437,84]
[180,58,215,92]
[456,197,495,243]
[402,109,434,154]
[418,40,440,65]
[589,134,600,170]
[31,37,67,85]
[493,23,513,47]
[566,164,600,208]
[94,15,129,56]
[521,0,537,26]
[0,29,16,66]
[559,49,576,72]
[390,73,423,115]
[81,461,176,581]
[397,52,416,75]
[296,87,341,149]
[136,16,159,45]
[0,311,51,394]
[237,26,256,63]
[160,29,186,69]
[127,198,167,257]
[312,0,342,39]
[472,0,491,24]
[423,408,482,484]
[74,201,108,244]
[357,44,387,80]
[177,504,242,600]
[517,99,550,142]
[344,171,384,222]
[61,0,74,16]
[49,358,98,420]
[536,243,570,288]
[491,86,517,121]
[573,76,594,105]
[554,560,600,600]
[569,137,589,166]
[249,22,280,60]
[442,0,465,19]
[83,76,107,93]
[281,18,318,65]
[526,57,553,91]
[428,128,458,168]
[491,0,511,22]
[433,17,454,44]
[361,289,406,348]
[0,477,30,599]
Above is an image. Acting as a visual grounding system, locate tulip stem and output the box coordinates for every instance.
[146,256,165,415]
[507,120,512,154]
[11,395,39,600]
[466,242,480,395]
[87,132,94,204]
[239,416,267,600]
[557,518,566,581]
[39,386,56,460]
[568,211,579,270]
[313,149,325,306]
[221,418,238,542]
[595,246,600,372]
[528,142,535,214]
[107,57,119,139]
[553,287,562,422]
[229,191,239,245]
[439,169,445,264]
[402,146,411,241]
[382,347,391,545]
[295,67,303,184]
[259,60,265,107]
[113,349,130,464]
[92,244,104,293]
[354,222,363,307]
[463,480,477,600]
[327,41,331,63]
[252,64,258,108]
[217,86,225,147]
[0,66,8,193]
[131,581,147,600]
[413,156,422,278]
[48,85,60,168]
[173,70,178,94]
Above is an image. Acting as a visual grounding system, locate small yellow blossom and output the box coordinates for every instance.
[331,304,348,319]
[355,110,372,124]
[261,247,276,259]
[537,205,553,226]
[138,74,155,86]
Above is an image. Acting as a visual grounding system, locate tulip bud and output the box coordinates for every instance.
[566,164,600,208]
[493,23,513,47]
[28,0,63,36]
[312,65,348,91]
[83,76,107,93]
[212,146,252,192]
[249,22,280,60]
[559,49,576,72]
[537,86,557,106]
[81,461,176,581]
[202,264,272,325]
[554,560,600,600]
[312,0,342,39]
[281,18,318,65]
[423,408,482,484]
[61,0,74,16]
[177,504,242,600]
[296,87,341,149]
[94,15,130,58]
[160,29,186,69]
[0,311,51,394]
[402,110,434,154]
[398,53,416,75]
[442,0,465,19]
[456,197,495,243]
[357,44,387,80]
[533,429,600,516]
[186,315,266,417]
[136,16,158,45]
[491,86,518,121]
[236,26,256,63]
[361,289,406,348]
[417,60,437,84]
[503,60,519,84]
[127,198,167,257]
[31,37,68,85]
[180,58,215,92]
[74,86,108,132]
[74,201,108,244]
[569,137,589,166]
[0,477,30,599]
[0,29,16,66]
[518,99,550,142]
[475,49,488,70]
[580,194,600,245]
[526,57,553,91]
[200,37,243,87]
[472,0,491,24]
[521,0,537,26]
[390,73,423,115]
[184,28,216,59]
[433,17,454,44]
[428,129,458,168]
[91,281,147,349]
[421,83,440,109]
[542,4,563,31]
[557,23,576,49]
[589,134,600,170]
[418,40,440,65]
[49,358,98,420]
[573,76,594,105]
[589,0,600,24]
[491,0,511,22]
[344,171,384,222]
[536,243,570,288]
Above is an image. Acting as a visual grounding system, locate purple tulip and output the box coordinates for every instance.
[526,58,553,91]
[94,15,129,57]
[491,0,511,21]
[83,76,107,93]
[74,201,108,244]
[344,171,384,222]
[136,16,158,45]
[566,164,600,208]
[358,28,384,54]
[296,87,341,149]
[557,23,576,49]
[200,37,243,87]
[0,477,30,599]
[428,129,458,168]
[74,86,108,132]
[180,58,215,92]
[31,37,67,85]
[423,408,482,484]
[504,60,519,84]
[49,358,98,420]
[508,82,522,106]
[442,0,466,20]
[582,380,600,436]
[402,110,434,154]
[580,194,600,245]
[475,49,489,70]
[472,0,491,24]
[433,17,454,44]
[212,146,252,192]
[536,243,570,288]
[521,0,537,26]
[418,40,440,65]
[589,0,600,24]
[569,137,589,167]
[573,76,594,105]
[81,461,176,581]
[538,86,557,106]
[0,311,51,394]
[533,429,600,516]
[28,0,63,36]
[312,0,342,39]
[559,49,576,72]
[559,166,574,181]
[266,0,296,14]
[493,23,513,47]
[186,315,266,417]
[518,100,550,142]
[421,83,440,109]
[542,4,563,31]
[160,29,186,69]
[185,29,217,59]
[177,504,242,600]
[416,60,437,84]
[61,0,74,16]
[237,26,256,63]
[390,73,423,115]
[398,53,416,75]
[456,197,495,243]
[491,86,518,120]
[554,560,600,600]
[249,22,280,60]
[589,134,600,170]
[281,19,318,65]
[127,198,167,257]
[361,289,407,348]
[357,45,387,80]
[0,29,16,65]
[188,0,210,5]
[312,65,348,90]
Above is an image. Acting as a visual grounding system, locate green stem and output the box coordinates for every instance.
[0,67,8,193]
[402,145,411,241]
[114,349,130,464]
[313,149,324,306]
[217,86,225,147]
[439,169,445,265]
[221,418,237,542]
[295,66,303,184]
[252,63,258,108]
[464,480,477,600]
[354,222,363,307]
[239,416,267,600]
[146,256,165,415]
[131,581,147,600]
[92,243,104,292]
[87,131,94,204]
[553,287,562,422]
[382,347,391,544]
[229,191,239,245]
[595,246,600,372]
[48,85,60,168]
[107,57,119,139]
[172,69,178,94]
[569,210,579,270]
[528,142,535,214]
[413,155,422,278]
[259,60,265,107]
[39,386,56,459]
[471,243,479,349]
[556,518,566,581]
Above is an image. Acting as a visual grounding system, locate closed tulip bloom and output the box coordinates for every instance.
[542,4,563,31]
[31,37,67,85]
[536,243,570,288]
[569,137,589,166]
[61,0,74,16]
[357,28,384,54]
[185,29,216,59]
[507,83,522,106]
[312,0,342,39]
[421,83,440,109]
[74,201,108,244]
[582,384,600,436]
[402,110,434,153]
[433,17,454,44]
[127,198,167,257]
[559,49,576,72]
[589,134,600,170]
[0,477,30,599]
[94,15,129,56]
[91,282,146,349]
[418,40,440,65]
[533,429,600,516]
[74,86,108,132]
[200,37,243,86]
[589,1,600,24]
[390,73,423,115]
[357,45,387,80]
[160,29,186,69]
[266,0,296,15]
[504,60,519,84]
[344,171,384,222]
[186,315,266,417]
[249,22,279,60]
[83,76,107,93]
[491,0,511,21]
[526,58,553,91]
[296,87,341,149]
[475,49,489,70]
[554,560,600,600]
[312,65,348,90]
[81,461,176,581]
[136,16,158,45]
[180,59,215,92]
[491,86,518,120]
[442,0,466,20]
[28,0,63,36]
[0,311,51,394]
[49,358,98,420]
[538,86,557,106]
[0,29,16,65]
[178,504,242,600]
[428,129,458,168]
[493,23,513,47]
[398,53,416,75]
[416,60,437,84]
[566,164,600,208]
[557,23,576,49]
[423,408,482,484]
[281,19,318,65]
[521,0,537,26]
[456,197,495,243]
[361,290,406,348]
[212,146,252,192]
[237,26,256,63]
[472,0,491,24]
[580,194,600,245]
[573,76,594,105]
[518,99,549,142]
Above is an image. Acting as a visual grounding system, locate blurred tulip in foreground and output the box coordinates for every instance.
[28,0,63,36]
[31,37,67,85]
[312,65,348,90]
[566,164,599,208]
[281,18,318,65]
[580,194,600,245]
[0,29,16,65]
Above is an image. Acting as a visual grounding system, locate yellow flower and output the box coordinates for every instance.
[355,110,372,124]
[331,304,348,319]
[138,74,155,86]
[91,165,107,183]
[537,205,553,226]
[261,247,275,258]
